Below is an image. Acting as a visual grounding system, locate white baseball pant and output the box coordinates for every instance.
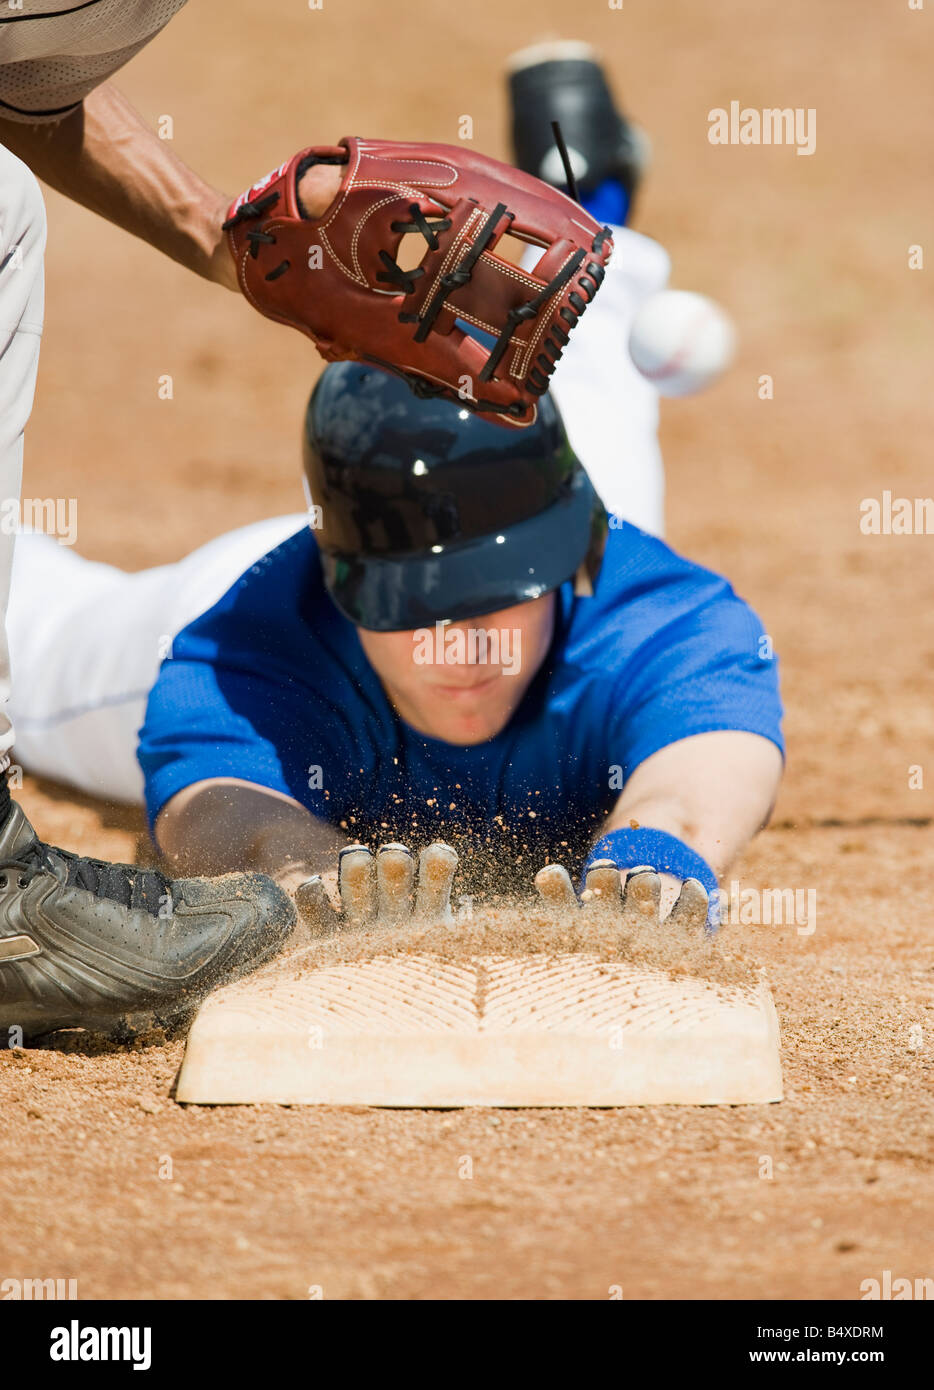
[526,223,670,536]
[0,143,46,774]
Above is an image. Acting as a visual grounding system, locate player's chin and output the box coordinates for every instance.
[417,687,518,745]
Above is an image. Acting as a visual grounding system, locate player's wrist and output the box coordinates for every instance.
[202,191,240,292]
[583,826,719,919]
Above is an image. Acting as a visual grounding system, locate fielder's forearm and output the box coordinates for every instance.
[0,84,237,289]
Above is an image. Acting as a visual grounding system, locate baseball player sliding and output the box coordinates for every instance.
[7,294,785,956]
[0,8,620,1037]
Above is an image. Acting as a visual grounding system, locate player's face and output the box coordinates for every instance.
[358,593,556,745]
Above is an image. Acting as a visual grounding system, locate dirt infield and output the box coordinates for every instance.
[1,0,932,1299]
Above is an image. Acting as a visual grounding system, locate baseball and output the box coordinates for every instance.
[628,289,736,397]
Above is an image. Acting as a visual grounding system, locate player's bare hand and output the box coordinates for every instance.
[533,859,710,932]
[295,841,459,936]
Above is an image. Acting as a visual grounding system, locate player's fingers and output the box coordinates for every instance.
[620,866,662,927]
[295,875,341,937]
[339,843,377,926]
[376,842,415,922]
[581,859,623,916]
[414,842,458,923]
[666,877,709,932]
[534,863,579,913]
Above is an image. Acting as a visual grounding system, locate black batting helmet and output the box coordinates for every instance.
[303,361,606,631]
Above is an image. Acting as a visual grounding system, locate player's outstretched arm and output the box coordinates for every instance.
[154,777,461,939]
[534,730,783,929]
[603,729,783,879]
[155,777,346,895]
[0,84,341,290]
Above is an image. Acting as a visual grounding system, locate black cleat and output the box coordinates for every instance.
[508,40,648,217]
[0,802,295,1041]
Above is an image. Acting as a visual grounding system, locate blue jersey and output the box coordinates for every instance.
[138,522,783,874]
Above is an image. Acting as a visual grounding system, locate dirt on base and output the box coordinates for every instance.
[1,0,933,1300]
[278,889,761,990]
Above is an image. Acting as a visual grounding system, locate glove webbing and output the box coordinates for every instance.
[411,201,510,342]
[482,230,611,393]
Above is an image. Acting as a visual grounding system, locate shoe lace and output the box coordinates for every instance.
[0,837,172,916]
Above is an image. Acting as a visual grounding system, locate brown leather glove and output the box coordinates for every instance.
[223,137,613,427]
